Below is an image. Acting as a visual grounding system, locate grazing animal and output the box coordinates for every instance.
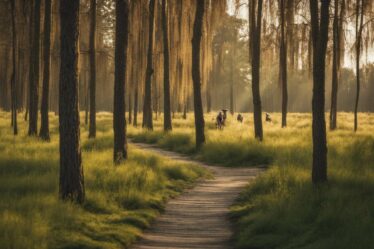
[237,114,244,123]
[222,109,228,125]
[266,113,272,122]
[216,112,224,130]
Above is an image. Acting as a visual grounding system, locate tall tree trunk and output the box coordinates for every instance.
[39,0,52,141]
[128,91,132,124]
[85,74,89,125]
[113,0,129,164]
[25,0,34,122]
[89,0,96,138]
[59,0,84,203]
[28,0,41,136]
[133,84,138,127]
[330,0,341,131]
[309,0,330,184]
[286,0,295,71]
[251,0,263,141]
[280,0,288,128]
[10,0,18,135]
[354,0,364,132]
[162,0,172,131]
[142,0,155,130]
[192,0,206,149]
[230,51,234,115]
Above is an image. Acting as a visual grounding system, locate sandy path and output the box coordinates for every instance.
[131,143,263,249]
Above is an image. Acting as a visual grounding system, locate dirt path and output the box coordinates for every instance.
[132,143,264,249]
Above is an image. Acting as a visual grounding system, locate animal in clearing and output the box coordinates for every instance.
[237,114,244,123]
[216,112,224,129]
[266,113,272,122]
[222,109,228,123]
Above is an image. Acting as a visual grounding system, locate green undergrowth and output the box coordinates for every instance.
[128,112,374,249]
[0,112,207,249]
[230,113,374,249]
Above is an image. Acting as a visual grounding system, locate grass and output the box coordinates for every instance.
[128,112,374,249]
[0,111,207,249]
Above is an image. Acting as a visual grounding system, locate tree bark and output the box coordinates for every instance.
[142,0,155,130]
[133,83,138,127]
[89,0,96,138]
[162,0,172,131]
[25,0,34,122]
[113,0,129,164]
[280,0,288,128]
[330,0,342,131]
[309,0,330,184]
[28,0,41,136]
[10,0,18,135]
[59,0,84,203]
[192,0,206,149]
[39,0,52,141]
[251,0,263,141]
[354,0,364,132]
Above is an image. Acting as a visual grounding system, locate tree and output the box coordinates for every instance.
[113,0,129,164]
[28,0,41,136]
[59,0,85,203]
[192,0,206,149]
[330,0,345,130]
[309,0,330,184]
[250,0,264,141]
[142,0,155,130]
[354,0,364,132]
[162,0,172,131]
[10,0,17,135]
[279,0,288,128]
[39,0,52,141]
[89,0,97,138]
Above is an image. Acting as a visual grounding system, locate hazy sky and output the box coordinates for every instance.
[225,0,374,70]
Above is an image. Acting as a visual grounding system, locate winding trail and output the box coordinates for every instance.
[132,143,264,249]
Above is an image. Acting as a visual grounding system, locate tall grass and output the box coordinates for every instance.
[128,112,374,249]
[0,112,207,249]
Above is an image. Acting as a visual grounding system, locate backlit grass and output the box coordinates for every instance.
[128,112,374,249]
[0,111,207,249]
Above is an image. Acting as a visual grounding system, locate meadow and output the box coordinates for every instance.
[128,112,374,249]
[1,111,373,249]
[0,112,207,249]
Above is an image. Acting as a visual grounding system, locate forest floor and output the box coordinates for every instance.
[128,112,374,249]
[130,142,263,249]
[1,111,374,249]
[0,112,208,249]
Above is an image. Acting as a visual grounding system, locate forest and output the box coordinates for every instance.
[0,0,373,248]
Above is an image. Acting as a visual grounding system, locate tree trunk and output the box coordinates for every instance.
[354,0,364,132]
[230,52,234,115]
[286,0,295,71]
[25,0,34,122]
[309,0,330,184]
[85,73,89,125]
[162,0,172,131]
[192,0,206,149]
[133,84,138,127]
[280,0,288,128]
[251,0,263,141]
[89,0,96,138]
[113,0,129,164]
[10,0,18,135]
[330,0,340,131]
[59,0,84,203]
[39,0,52,141]
[128,91,132,125]
[142,0,155,130]
[28,0,41,136]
